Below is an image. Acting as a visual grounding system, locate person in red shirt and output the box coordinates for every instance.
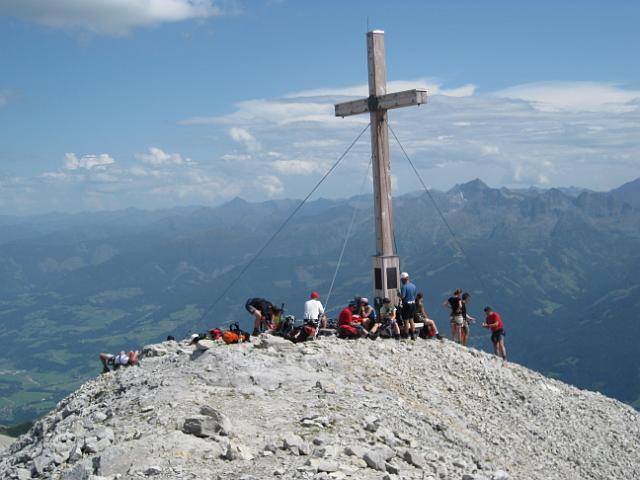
[338,303,367,338]
[482,306,507,360]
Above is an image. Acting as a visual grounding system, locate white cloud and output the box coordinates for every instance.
[4,79,640,214]
[229,127,260,152]
[0,0,222,36]
[135,146,191,166]
[286,79,476,99]
[496,81,640,113]
[221,153,252,162]
[0,89,13,108]
[256,175,283,196]
[508,163,552,186]
[65,153,115,170]
[273,159,323,176]
[186,79,640,194]
[184,100,340,127]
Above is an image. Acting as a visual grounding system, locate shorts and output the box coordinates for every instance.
[461,319,469,332]
[401,303,417,321]
[491,329,505,343]
[451,315,464,326]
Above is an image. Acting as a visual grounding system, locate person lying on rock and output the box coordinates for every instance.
[368,297,401,340]
[99,350,139,374]
[415,292,443,340]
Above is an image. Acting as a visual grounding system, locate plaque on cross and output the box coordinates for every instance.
[334,30,427,307]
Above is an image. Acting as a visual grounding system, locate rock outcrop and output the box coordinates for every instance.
[1,335,639,479]
[0,434,14,453]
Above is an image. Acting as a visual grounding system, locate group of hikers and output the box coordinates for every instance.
[245,271,507,360]
[100,271,507,372]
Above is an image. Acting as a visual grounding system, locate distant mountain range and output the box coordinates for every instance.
[0,178,638,424]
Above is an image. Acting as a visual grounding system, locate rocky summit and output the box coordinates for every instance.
[2,336,639,480]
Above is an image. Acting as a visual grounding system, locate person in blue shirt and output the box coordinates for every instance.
[399,271,418,340]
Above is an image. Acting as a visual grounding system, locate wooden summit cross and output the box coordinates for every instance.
[335,30,427,307]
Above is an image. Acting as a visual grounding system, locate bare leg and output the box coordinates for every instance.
[461,327,468,346]
[452,324,462,343]
[425,319,437,334]
[498,339,507,360]
[253,311,262,330]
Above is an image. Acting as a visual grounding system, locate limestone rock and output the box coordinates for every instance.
[403,449,425,469]
[183,415,230,438]
[95,446,134,476]
[363,450,387,471]
[0,336,639,480]
[196,340,216,351]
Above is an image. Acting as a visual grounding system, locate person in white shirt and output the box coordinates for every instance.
[304,291,326,327]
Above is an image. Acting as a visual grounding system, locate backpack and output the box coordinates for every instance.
[279,315,295,335]
[223,323,250,344]
[285,323,317,343]
[419,323,435,339]
[210,328,222,340]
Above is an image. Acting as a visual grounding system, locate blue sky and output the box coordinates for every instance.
[1,0,639,213]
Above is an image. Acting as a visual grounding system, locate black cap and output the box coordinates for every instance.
[382,297,391,304]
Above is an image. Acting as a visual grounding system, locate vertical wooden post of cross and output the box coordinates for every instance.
[335,30,427,307]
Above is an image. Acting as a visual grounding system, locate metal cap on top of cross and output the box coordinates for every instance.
[334,30,427,308]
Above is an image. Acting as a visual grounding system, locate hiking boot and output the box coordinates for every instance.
[436,333,443,340]
[410,332,416,341]
[252,328,260,337]
[394,334,401,341]
[368,332,378,341]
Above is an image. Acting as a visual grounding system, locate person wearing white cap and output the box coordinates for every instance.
[399,271,418,340]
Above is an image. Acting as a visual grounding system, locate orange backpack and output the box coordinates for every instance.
[222,331,240,344]
[222,323,250,344]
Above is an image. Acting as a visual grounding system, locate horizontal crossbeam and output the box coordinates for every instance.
[335,88,427,117]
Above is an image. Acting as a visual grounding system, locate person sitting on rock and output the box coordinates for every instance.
[245,297,278,336]
[99,350,139,374]
[482,306,507,361]
[358,297,376,330]
[337,302,368,338]
[368,297,401,340]
[303,291,326,328]
[416,292,443,340]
